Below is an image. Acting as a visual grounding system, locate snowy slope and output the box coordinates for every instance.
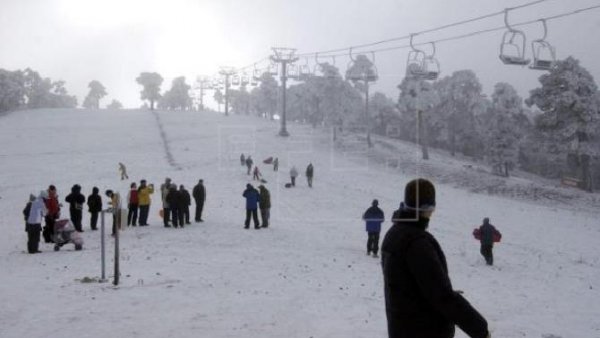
[0,108,598,338]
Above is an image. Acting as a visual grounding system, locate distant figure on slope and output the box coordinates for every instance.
[160,178,172,227]
[382,178,489,338]
[240,153,246,166]
[179,184,191,225]
[305,163,314,188]
[473,217,502,266]
[127,182,139,226]
[362,199,384,257]
[258,184,271,228]
[253,166,262,181]
[273,157,279,172]
[166,184,181,228]
[192,179,206,222]
[24,192,46,254]
[245,156,253,175]
[137,180,154,226]
[87,187,102,230]
[289,166,299,187]
[65,184,85,232]
[118,162,129,180]
[242,184,260,229]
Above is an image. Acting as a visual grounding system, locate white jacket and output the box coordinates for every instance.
[27,197,47,224]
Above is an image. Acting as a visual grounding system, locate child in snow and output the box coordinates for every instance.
[118,162,129,180]
[253,166,262,181]
[289,166,299,187]
[473,217,502,266]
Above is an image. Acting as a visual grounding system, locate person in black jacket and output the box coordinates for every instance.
[381,178,489,338]
[475,218,502,266]
[179,185,191,225]
[166,184,180,228]
[363,199,384,257]
[192,179,206,222]
[65,184,86,232]
[87,187,102,230]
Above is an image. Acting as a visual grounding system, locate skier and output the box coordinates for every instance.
[240,153,246,166]
[473,217,502,266]
[362,199,384,257]
[126,182,139,226]
[246,156,253,175]
[118,162,129,180]
[381,178,489,338]
[290,166,299,187]
[242,184,260,229]
[65,184,85,232]
[160,178,172,227]
[87,187,102,230]
[25,192,46,254]
[273,157,279,172]
[253,166,262,181]
[192,179,206,222]
[258,184,271,228]
[137,180,153,226]
[43,185,60,243]
[306,163,314,188]
[179,184,191,225]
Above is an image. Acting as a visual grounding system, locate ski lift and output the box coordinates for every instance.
[313,53,337,79]
[241,72,250,85]
[267,62,279,76]
[346,48,379,82]
[499,9,530,66]
[287,63,299,80]
[252,63,263,81]
[406,35,440,81]
[231,74,241,86]
[529,19,556,71]
[298,58,312,81]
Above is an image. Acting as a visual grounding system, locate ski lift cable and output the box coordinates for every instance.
[293,3,600,60]
[295,0,553,58]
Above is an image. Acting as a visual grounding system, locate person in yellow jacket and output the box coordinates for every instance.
[137,179,154,226]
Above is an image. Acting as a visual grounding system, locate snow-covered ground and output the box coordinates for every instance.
[0,108,598,338]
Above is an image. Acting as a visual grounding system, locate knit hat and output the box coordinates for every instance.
[39,190,48,199]
[29,194,36,201]
[372,199,379,207]
[483,217,490,225]
[404,178,436,212]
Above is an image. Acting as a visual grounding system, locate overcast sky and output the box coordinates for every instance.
[1,0,599,108]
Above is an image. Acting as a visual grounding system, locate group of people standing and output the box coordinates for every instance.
[157,178,206,228]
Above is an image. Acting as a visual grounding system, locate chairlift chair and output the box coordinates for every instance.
[499,9,530,66]
[298,59,312,81]
[241,73,250,86]
[231,74,241,86]
[529,19,556,71]
[287,64,299,80]
[268,62,279,76]
[346,49,379,82]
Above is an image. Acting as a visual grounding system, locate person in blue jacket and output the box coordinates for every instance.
[363,199,385,257]
[242,184,260,229]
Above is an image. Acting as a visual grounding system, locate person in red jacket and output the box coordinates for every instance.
[473,217,502,266]
[43,185,61,243]
[127,182,139,226]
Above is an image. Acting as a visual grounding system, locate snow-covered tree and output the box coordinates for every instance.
[136,72,163,110]
[106,99,123,110]
[229,85,251,115]
[83,80,107,109]
[526,56,600,191]
[159,76,191,110]
[252,73,278,119]
[0,69,25,112]
[213,89,224,113]
[370,92,397,136]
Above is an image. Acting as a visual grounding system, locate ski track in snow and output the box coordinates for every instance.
[0,108,598,338]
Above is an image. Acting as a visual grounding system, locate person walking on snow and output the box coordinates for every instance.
[306,163,314,188]
[137,180,153,226]
[87,187,102,230]
[192,179,206,222]
[473,217,502,266]
[65,184,85,232]
[290,166,299,187]
[273,157,279,172]
[363,199,384,257]
[127,182,139,226]
[381,178,489,338]
[118,162,129,180]
[240,153,246,166]
[242,184,260,229]
[246,156,253,175]
[25,192,47,254]
[253,166,262,181]
[258,184,271,228]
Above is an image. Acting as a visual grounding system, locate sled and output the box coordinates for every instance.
[263,157,273,164]
[260,179,268,183]
[473,228,502,243]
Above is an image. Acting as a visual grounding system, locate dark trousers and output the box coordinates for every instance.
[43,216,55,243]
[291,176,296,186]
[171,208,180,227]
[260,208,270,227]
[307,176,313,187]
[127,204,139,226]
[245,209,259,228]
[194,199,204,221]
[367,232,380,255]
[182,206,190,224]
[480,244,494,265]
[70,209,83,232]
[90,211,99,230]
[27,228,41,253]
[163,208,171,227]
[139,205,149,225]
